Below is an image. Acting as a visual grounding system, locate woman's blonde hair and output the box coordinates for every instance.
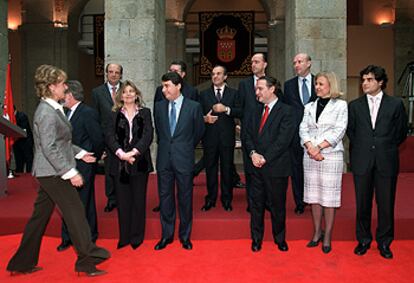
[315,71,343,98]
[34,64,67,98]
[112,80,144,111]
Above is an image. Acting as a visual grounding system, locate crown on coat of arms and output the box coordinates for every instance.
[216,26,237,39]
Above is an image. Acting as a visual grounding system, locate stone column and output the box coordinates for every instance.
[166,21,186,68]
[0,0,7,99]
[267,20,285,83]
[105,0,166,109]
[19,0,68,119]
[394,0,414,101]
[285,0,347,96]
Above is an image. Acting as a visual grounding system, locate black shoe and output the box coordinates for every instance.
[77,269,107,277]
[246,206,251,213]
[152,205,160,212]
[201,200,216,211]
[181,240,193,250]
[354,242,371,256]
[117,242,128,250]
[276,241,289,252]
[294,205,305,215]
[322,245,332,254]
[104,202,116,213]
[306,232,324,248]
[378,245,393,259]
[57,240,72,252]
[223,201,233,212]
[9,266,43,276]
[131,241,143,250]
[154,238,173,250]
[251,240,262,252]
[234,181,246,189]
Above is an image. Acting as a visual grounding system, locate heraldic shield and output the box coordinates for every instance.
[217,25,237,63]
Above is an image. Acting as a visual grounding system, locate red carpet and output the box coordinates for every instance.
[1,235,413,282]
[1,173,414,240]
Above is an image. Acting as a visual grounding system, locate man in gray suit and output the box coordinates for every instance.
[92,63,122,212]
[153,72,205,251]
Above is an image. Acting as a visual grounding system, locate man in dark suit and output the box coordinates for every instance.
[281,53,317,215]
[12,106,34,173]
[198,65,242,212]
[92,63,122,212]
[348,65,408,259]
[243,76,295,252]
[153,72,205,250]
[57,80,104,252]
[239,53,277,211]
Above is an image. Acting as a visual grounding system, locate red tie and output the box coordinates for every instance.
[259,105,269,133]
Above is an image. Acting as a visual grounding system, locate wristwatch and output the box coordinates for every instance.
[317,144,323,150]
[249,150,257,157]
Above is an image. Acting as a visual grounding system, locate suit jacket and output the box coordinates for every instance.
[347,93,408,176]
[282,75,317,147]
[243,100,295,177]
[32,100,82,177]
[154,81,199,103]
[198,85,242,147]
[69,103,104,167]
[299,98,348,153]
[92,83,117,132]
[14,110,34,148]
[154,97,205,174]
[106,107,154,175]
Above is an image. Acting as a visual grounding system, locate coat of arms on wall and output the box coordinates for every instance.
[199,12,254,77]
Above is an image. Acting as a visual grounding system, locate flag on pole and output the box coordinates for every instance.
[3,61,16,166]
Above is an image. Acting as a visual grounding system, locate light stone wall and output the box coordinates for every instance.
[105,0,165,110]
[285,0,347,97]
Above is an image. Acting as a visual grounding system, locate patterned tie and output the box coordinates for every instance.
[370,96,378,129]
[216,88,222,101]
[111,86,117,101]
[302,78,310,105]
[259,105,269,133]
[169,101,176,136]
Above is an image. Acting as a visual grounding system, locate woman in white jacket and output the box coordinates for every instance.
[299,71,348,254]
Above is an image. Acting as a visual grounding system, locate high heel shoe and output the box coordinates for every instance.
[306,232,324,248]
[322,245,332,254]
[9,266,43,276]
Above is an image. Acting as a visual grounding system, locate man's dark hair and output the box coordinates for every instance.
[360,65,388,90]
[255,52,268,63]
[258,75,279,92]
[162,72,183,86]
[170,60,187,73]
[105,63,123,75]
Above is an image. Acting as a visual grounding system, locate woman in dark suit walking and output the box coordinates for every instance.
[6,65,109,277]
[106,80,154,250]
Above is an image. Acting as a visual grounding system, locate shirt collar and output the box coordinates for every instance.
[265,97,278,112]
[43,97,65,115]
[367,90,383,100]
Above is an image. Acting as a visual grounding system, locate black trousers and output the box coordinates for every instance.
[250,171,288,244]
[115,172,149,246]
[61,163,98,243]
[354,168,397,247]
[13,142,33,173]
[7,177,109,273]
[104,151,117,205]
[289,141,305,207]
[203,145,234,204]
[194,155,241,184]
[158,164,193,241]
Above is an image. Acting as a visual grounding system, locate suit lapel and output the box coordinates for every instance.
[68,103,82,126]
[259,100,280,135]
[374,93,388,128]
[360,95,373,128]
[173,98,188,137]
[104,84,114,106]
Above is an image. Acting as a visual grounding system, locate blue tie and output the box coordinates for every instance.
[169,101,176,136]
[302,78,310,105]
